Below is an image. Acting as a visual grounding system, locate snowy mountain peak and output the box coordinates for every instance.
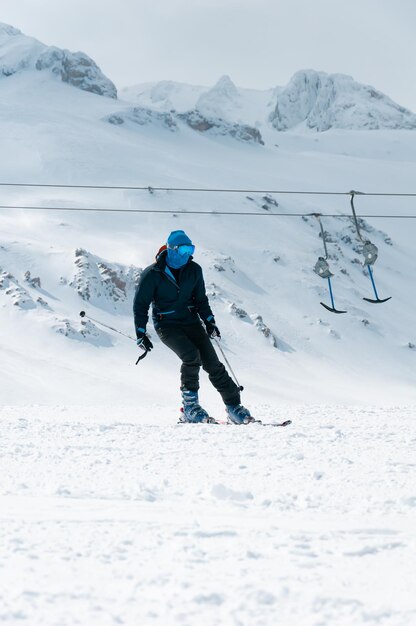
[0,22,44,77]
[196,74,241,118]
[0,22,117,98]
[0,22,21,41]
[270,69,416,131]
[212,74,239,95]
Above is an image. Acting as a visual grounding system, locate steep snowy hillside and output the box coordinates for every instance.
[1,23,416,407]
[0,22,116,97]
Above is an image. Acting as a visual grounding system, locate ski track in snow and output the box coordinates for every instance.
[0,405,415,626]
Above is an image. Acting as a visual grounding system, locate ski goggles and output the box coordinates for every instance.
[167,244,195,255]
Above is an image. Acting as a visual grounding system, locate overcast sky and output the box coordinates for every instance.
[2,0,416,109]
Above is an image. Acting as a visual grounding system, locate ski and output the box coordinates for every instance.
[177,417,292,427]
[224,418,292,427]
[259,419,292,427]
[263,420,292,427]
[177,418,219,424]
[177,408,292,427]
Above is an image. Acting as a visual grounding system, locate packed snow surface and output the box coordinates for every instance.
[1,405,415,625]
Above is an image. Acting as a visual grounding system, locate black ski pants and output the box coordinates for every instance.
[156,323,240,406]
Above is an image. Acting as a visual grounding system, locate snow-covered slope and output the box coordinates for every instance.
[1,405,415,626]
[1,23,416,407]
[2,24,416,626]
[0,22,116,97]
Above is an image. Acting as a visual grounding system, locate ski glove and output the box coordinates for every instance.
[204,318,221,339]
[137,332,154,352]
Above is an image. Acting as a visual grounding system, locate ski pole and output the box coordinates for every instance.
[212,336,244,391]
[79,311,149,363]
[79,311,136,341]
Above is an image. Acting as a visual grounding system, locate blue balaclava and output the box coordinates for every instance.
[166,230,194,269]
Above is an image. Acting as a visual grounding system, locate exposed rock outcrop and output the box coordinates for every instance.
[270,70,416,131]
[69,248,142,311]
[35,47,117,98]
[0,269,41,310]
[179,110,264,144]
[107,107,177,130]
[53,316,112,346]
[105,106,263,144]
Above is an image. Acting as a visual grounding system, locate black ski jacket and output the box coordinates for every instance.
[133,250,214,336]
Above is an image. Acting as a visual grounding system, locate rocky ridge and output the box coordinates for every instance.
[122,72,416,134]
[0,22,116,98]
[270,70,416,131]
[106,106,264,144]
[3,22,416,134]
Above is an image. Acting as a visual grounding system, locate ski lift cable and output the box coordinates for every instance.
[0,181,416,196]
[1,204,416,218]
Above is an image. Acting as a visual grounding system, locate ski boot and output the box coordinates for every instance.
[225,404,256,425]
[180,389,217,424]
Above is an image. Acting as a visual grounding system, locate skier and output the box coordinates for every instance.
[133,230,254,424]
